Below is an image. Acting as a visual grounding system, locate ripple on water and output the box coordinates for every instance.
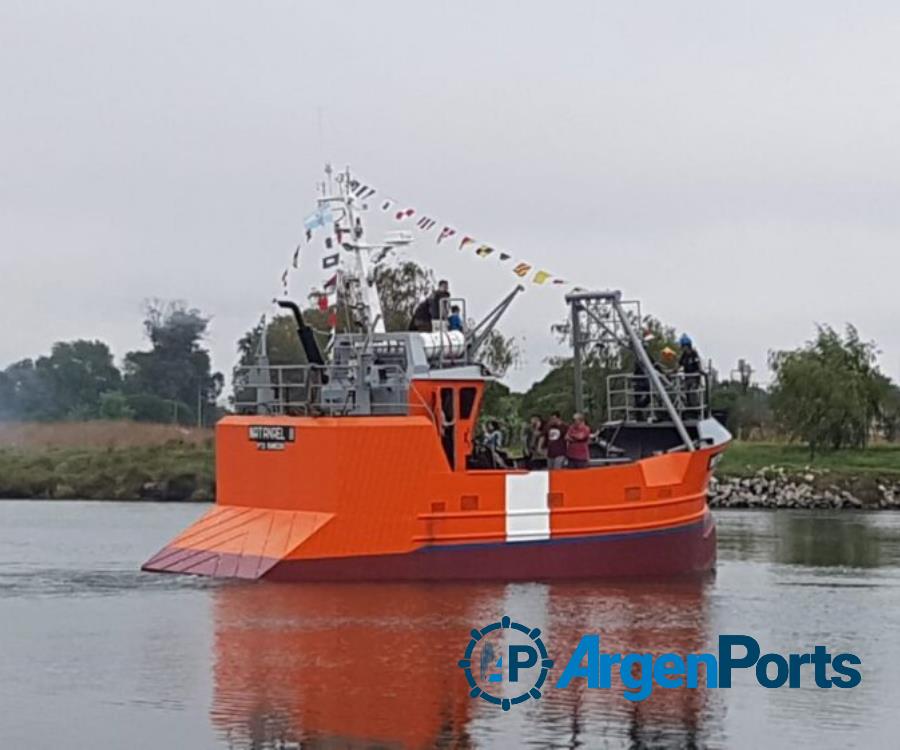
[0,566,218,598]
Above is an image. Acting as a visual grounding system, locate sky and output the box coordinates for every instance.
[1,1,899,393]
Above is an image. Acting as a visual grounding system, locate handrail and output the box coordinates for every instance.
[233,363,412,417]
[607,372,709,424]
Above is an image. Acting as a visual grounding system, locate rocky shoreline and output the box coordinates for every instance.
[710,468,900,510]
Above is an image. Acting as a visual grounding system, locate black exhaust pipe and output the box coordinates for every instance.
[276,300,325,366]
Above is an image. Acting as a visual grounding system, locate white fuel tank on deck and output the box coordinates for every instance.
[418,330,466,360]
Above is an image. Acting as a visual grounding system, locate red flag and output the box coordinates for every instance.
[327,311,338,328]
[437,227,456,244]
[317,294,328,311]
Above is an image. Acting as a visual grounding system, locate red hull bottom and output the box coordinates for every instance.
[259,512,716,583]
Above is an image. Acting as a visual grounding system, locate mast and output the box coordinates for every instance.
[330,166,386,334]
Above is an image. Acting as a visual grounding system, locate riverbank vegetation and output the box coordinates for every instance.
[0,421,214,500]
[719,442,900,478]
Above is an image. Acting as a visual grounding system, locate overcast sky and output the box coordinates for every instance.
[2,1,898,393]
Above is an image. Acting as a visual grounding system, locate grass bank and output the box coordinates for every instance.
[0,421,214,500]
[718,441,900,478]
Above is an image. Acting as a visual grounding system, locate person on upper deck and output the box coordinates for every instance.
[678,335,703,375]
[410,280,451,332]
[660,346,678,374]
[544,412,568,469]
[448,305,464,332]
[565,413,592,469]
[431,279,451,319]
[678,334,704,419]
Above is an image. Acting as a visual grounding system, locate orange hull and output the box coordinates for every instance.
[143,414,725,581]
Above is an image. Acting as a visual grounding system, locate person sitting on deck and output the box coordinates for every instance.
[448,305,464,332]
[483,420,509,468]
[544,412,568,469]
[565,413,592,469]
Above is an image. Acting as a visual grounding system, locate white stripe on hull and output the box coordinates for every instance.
[505,472,550,542]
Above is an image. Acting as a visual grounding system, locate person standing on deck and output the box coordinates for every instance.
[678,334,704,418]
[429,280,451,327]
[523,415,547,470]
[544,412,568,469]
[565,413,592,469]
[483,420,509,468]
[410,280,451,332]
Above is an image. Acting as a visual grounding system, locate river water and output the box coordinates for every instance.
[0,502,897,749]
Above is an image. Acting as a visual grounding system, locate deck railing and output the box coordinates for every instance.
[607,372,709,424]
[233,363,409,416]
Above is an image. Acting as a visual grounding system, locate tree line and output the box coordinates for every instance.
[0,300,224,426]
[1,259,897,455]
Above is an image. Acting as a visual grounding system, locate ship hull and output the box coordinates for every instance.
[142,414,728,583]
[145,511,715,583]
[268,511,716,581]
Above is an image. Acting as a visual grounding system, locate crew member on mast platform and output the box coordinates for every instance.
[410,280,451,332]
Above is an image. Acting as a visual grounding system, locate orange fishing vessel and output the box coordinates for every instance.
[143,167,730,582]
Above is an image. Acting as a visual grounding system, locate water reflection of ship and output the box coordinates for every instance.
[540,580,717,749]
[210,580,717,749]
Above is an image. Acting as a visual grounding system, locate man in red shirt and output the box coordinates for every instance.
[565,413,592,469]
[544,412,568,469]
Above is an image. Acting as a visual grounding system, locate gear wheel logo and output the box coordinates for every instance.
[457,615,553,711]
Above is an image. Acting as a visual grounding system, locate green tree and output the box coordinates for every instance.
[373,260,435,331]
[236,315,307,367]
[0,371,13,419]
[0,341,121,421]
[36,340,121,419]
[519,360,578,422]
[98,390,136,420]
[124,300,223,425]
[0,359,52,420]
[875,377,900,442]
[477,331,519,378]
[769,324,884,454]
[710,381,772,439]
